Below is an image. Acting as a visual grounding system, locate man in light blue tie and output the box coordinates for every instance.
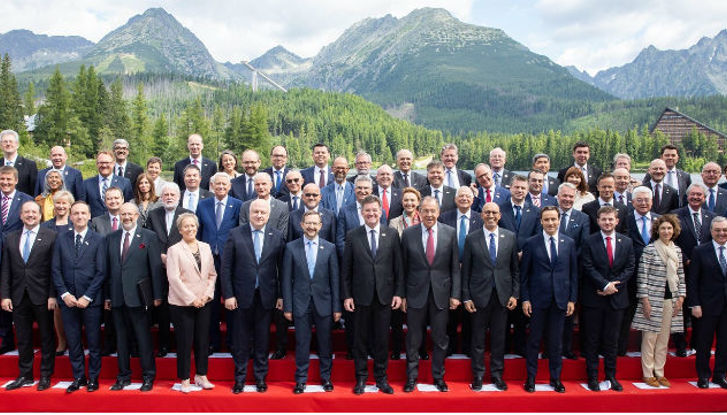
[263,145,290,200]
[281,210,340,394]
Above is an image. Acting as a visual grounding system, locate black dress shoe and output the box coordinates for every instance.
[255,379,267,392]
[587,378,600,391]
[676,349,687,357]
[270,349,286,360]
[0,343,14,355]
[353,379,366,395]
[37,377,52,391]
[110,379,131,391]
[524,377,535,393]
[140,379,154,392]
[697,378,710,389]
[321,380,334,392]
[345,352,354,360]
[293,383,305,394]
[87,378,99,392]
[434,379,448,392]
[606,377,623,392]
[549,379,565,393]
[5,376,33,391]
[130,347,139,358]
[55,348,67,356]
[492,377,508,391]
[376,380,394,394]
[471,378,483,391]
[66,378,87,393]
[232,382,244,394]
[713,377,727,389]
[390,351,401,360]
[156,347,168,357]
[403,380,416,393]
[563,351,578,360]
[420,351,430,360]
[101,348,114,357]
[208,346,216,356]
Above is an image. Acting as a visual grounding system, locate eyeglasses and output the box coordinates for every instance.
[286,178,300,183]
[304,193,320,197]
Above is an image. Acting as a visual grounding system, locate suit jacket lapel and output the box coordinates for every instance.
[122,231,142,264]
[181,242,201,275]
[77,232,92,259]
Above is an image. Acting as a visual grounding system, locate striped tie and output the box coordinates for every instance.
[1,194,8,225]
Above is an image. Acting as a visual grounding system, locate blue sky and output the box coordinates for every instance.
[3,0,727,75]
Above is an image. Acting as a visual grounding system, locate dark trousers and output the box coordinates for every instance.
[232,290,272,383]
[583,306,624,379]
[406,290,448,381]
[14,293,55,379]
[673,302,696,351]
[447,307,472,354]
[390,309,404,354]
[293,302,333,383]
[0,309,14,347]
[273,309,289,352]
[694,305,727,381]
[61,304,102,380]
[470,291,508,380]
[617,301,638,355]
[507,308,528,355]
[113,305,155,381]
[102,308,116,352]
[154,298,171,351]
[353,300,391,381]
[209,254,228,351]
[343,309,355,353]
[170,303,211,380]
[526,305,565,380]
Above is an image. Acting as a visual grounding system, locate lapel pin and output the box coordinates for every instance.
[560,239,564,243]
[136,234,141,238]
[500,234,505,238]
[618,238,622,242]
[84,241,89,245]
[37,238,42,242]
[381,233,386,237]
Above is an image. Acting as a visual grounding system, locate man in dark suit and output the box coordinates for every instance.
[470,163,510,212]
[347,152,378,189]
[230,149,262,202]
[498,175,542,251]
[221,199,286,394]
[342,194,404,395]
[532,154,560,197]
[674,183,714,357]
[112,139,144,189]
[145,182,190,357]
[520,206,578,393]
[289,183,336,242]
[173,133,216,191]
[687,216,727,389]
[0,129,37,196]
[643,144,691,208]
[644,159,679,214]
[301,143,334,189]
[439,143,471,189]
[489,147,512,189]
[335,175,382,258]
[264,145,291,200]
[555,182,590,359]
[196,172,242,354]
[421,160,456,213]
[81,151,133,218]
[239,173,289,233]
[90,187,124,236]
[105,202,162,392]
[613,168,633,206]
[375,164,402,222]
[619,186,659,356]
[557,141,602,195]
[581,173,628,234]
[525,169,557,208]
[700,162,727,214]
[394,149,427,191]
[462,202,519,391]
[401,196,460,393]
[281,170,305,212]
[51,201,105,392]
[1,200,57,391]
[281,210,340,394]
[180,164,212,213]
[35,146,84,200]
[321,157,354,215]
[581,206,635,392]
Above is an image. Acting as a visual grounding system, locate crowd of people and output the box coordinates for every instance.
[0,128,725,395]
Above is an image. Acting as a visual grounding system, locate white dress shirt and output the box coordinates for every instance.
[543,231,559,260]
[364,223,381,251]
[421,223,438,252]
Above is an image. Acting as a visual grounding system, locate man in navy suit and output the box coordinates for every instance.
[393,149,427,192]
[51,201,106,393]
[687,216,727,389]
[489,147,512,189]
[282,210,340,394]
[613,168,633,206]
[347,152,378,188]
[643,145,691,208]
[301,143,334,189]
[289,183,336,242]
[35,146,84,200]
[321,157,354,215]
[525,169,557,208]
[173,134,217,191]
[112,139,144,189]
[281,170,304,212]
[582,173,628,235]
[336,175,384,258]
[222,199,286,394]
[180,164,213,213]
[264,145,291,200]
[439,143,471,189]
[375,164,402,222]
[421,160,456,213]
[520,206,578,393]
[230,149,261,202]
[557,141,602,195]
[0,129,37,196]
[581,206,635,392]
[81,151,133,218]
[700,162,727,214]
[644,159,679,214]
[470,163,510,212]
[532,154,560,197]
[196,172,242,354]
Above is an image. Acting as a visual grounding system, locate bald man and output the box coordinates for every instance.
[35,146,84,200]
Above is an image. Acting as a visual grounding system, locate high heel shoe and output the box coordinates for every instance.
[194,375,215,390]
[180,379,192,393]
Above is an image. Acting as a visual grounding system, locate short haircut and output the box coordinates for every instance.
[532,153,550,164]
[0,129,19,144]
[270,145,287,156]
[420,196,440,210]
[572,141,590,152]
[183,163,201,175]
[632,185,653,199]
[312,143,330,153]
[528,169,545,180]
[511,174,527,185]
[613,153,631,165]
[711,216,727,230]
[441,143,458,155]
[354,174,373,187]
[686,183,707,195]
[541,205,560,218]
[70,200,90,212]
[112,138,130,149]
[557,182,577,193]
[96,150,114,160]
[160,182,181,195]
[396,149,413,159]
[596,205,619,218]
[105,186,123,199]
[52,190,74,205]
[0,165,18,179]
[360,194,381,208]
[302,209,322,222]
[597,173,615,184]
[651,214,681,241]
[176,212,199,229]
[427,160,444,171]
[401,186,422,202]
[21,200,41,212]
[210,172,231,185]
[355,151,372,163]
[661,144,679,155]
[146,156,162,167]
[490,147,505,157]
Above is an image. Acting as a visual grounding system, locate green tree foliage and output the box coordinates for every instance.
[0,54,23,132]
[23,82,35,115]
[130,83,149,164]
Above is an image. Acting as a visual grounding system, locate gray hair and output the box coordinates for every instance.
[441,143,458,155]
[0,130,19,144]
[176,212,199,229]
[210,172,231,185]
[354,174,373,187]
[632,185,653,199]
[396,149,413,159]
[52,190,74,205]
[112,138,130,148]
[711,216,727,230]
[557,182,577,193]
[42,169,66,197]
[456,186,473,197]
[160,182,181,196]
[532,153,550,164]
[687,183,707,195]
[489,147,506,157]
[613,153,631,164]
[253,172,272,184]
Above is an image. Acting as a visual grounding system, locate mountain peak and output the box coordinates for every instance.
[0,29,93,72]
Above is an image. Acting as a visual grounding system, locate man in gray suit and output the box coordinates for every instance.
[401,196,460,393]
[240,173,289,234]
[90,187,124,236]
[462,202,519,391]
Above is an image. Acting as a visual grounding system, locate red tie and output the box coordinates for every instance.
[486,188,492,203]
[319,169,326,188]
[192,159,199,166]
[606,236,613,267]
[426,227,435,265]
[112,217,118,231]
[382,188,389,219]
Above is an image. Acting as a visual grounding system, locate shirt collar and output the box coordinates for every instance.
[484,226,498,238]
[598,197,613,206]
[422,222,438,234]
[23,224,40,234]
[365,223,381,234]
[634,211,651,221]
[304,235,320,245]
[688,206,702,215]
[75,227,88,240]
[601,230,616,239]
[123,225,137,237]
[2,190,16,199]
[713,240,727,250]
[458,209,471,220]
[250,224,266,234]
[543,231,559,240]
[215,195,228,205]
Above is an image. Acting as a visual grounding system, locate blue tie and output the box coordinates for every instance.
[215,201,224,229]
[514,205,522,230]
[493,172,500,187]
[369,229,377,258]
[447,170,454,187]
[101,177,108,201]
[720,246,727,276]
[641,216,650,245]
[247,177,253,198]
[549,236,558,266]
[709,189,716,212]
[253,230,262,287]
[458,215,467,261]
[489,232,497,265]
[75,233,82,256]
[434,189,441,206]
[275,171,282,192]
[22,230,32,263]
[306,240,315,279]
